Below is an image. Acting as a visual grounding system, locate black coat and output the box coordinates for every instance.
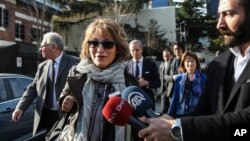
[181,50,250,141]
[125,58,161,104]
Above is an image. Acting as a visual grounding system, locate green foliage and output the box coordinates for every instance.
[176,0,222,51]
[176,0,206,44]
[209,36,227,53]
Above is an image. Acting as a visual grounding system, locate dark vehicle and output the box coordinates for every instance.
[0,73,34,140]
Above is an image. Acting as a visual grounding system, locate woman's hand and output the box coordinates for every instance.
[61,95,75,112]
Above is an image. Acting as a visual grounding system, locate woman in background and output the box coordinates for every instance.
[168,51,206,117]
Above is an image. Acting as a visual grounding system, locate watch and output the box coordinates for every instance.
[170,118,183,141]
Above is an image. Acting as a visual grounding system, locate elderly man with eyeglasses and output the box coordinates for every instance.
[12,32,79,138]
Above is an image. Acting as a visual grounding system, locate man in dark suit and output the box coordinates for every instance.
[125,39,160,110]
[166,42,185,99]
[12,32,80,137]
[157,48,173,114]
[138,0,250,141]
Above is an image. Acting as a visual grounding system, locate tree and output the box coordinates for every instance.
[105,0,145,25]
[50,0,150,53]
[176,0,218,51]
[124,19,169,60]
[51,0,149,24]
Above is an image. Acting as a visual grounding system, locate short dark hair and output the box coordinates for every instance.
[171,41,185,52]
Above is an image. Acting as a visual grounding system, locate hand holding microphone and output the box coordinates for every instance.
[102,96,147,130]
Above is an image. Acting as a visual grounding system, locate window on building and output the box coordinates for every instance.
[15,23,25,40]
[31,27,42,42]
[0,7,9,28]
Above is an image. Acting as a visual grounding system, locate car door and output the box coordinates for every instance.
[0,76,34,140]
[0,78,16,140]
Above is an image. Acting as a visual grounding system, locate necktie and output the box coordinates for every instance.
[47,60,55,109]
[135,61,139,77]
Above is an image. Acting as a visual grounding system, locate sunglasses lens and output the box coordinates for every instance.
[102,41,115,49]
[88,41,115,49]
[88,41,99,47]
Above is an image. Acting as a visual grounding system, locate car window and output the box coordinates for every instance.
[8,78,32,98]
[0,79,8,102]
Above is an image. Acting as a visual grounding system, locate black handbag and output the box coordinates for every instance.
[45,113,70,141]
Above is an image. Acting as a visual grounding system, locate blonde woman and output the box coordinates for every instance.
[57,18,138,141]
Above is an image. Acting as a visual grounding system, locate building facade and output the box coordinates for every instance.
[0,0,59,76]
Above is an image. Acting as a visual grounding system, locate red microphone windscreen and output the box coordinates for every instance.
[102,96,133,126]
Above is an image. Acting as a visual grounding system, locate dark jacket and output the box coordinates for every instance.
[125,58,161,104]
[181,50,250,141]
[16,53,79,135]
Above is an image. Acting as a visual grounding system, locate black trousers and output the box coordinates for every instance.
[160,91,170,114]
[141,88,156,110]
[38,107,59,134]
[28,107,59,141]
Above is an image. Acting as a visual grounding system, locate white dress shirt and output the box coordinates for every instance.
[230,46,250,81]
[51,52,63,110]
[133,57,143,77]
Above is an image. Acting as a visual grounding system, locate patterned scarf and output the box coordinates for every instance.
[73,59,131,141]
[178,70,203,114]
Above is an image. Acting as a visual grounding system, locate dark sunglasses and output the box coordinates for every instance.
[87,40,116,49]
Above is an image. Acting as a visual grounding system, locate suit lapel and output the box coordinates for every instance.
[142,59,146,76]
[57,54,67,81]
[215,50,232,113]
[42,60,51,99]
[44,61,50,82]
[170,58,176,75]
[224,55,250,111]
[166,60,171,74]
[161,63,165,75]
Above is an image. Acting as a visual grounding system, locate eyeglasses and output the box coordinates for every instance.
[41,44,53,48]
[87,40,116,49]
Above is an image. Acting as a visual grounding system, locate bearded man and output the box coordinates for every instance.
[138,0,250,141]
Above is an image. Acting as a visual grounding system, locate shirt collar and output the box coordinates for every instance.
[133,57,143,62]
[54,52,63,64]
[230,46,250,57]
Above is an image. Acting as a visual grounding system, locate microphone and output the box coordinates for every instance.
[102,96,147,130]
[121,86,158,118]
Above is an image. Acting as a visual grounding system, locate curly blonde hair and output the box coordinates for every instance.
[80,18,129,62]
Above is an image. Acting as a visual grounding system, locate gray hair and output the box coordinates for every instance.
[129,39,143,49]
[43,32,64,50]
